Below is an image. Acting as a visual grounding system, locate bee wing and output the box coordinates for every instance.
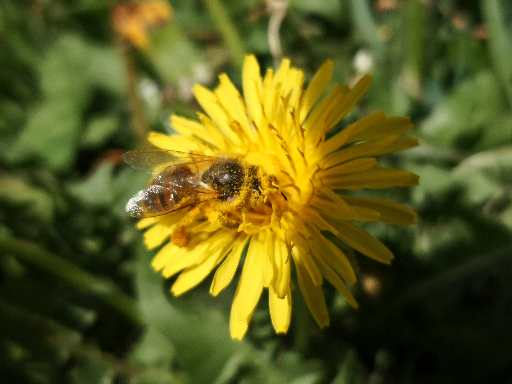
[123,149,221,175]
[127,183,219,218]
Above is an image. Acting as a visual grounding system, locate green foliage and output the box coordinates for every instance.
[1,0,512,383]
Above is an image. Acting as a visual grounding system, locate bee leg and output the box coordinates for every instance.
[171,226,189,247]
[171,206,203,247]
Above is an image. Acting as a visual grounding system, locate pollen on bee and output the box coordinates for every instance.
[172,226,189,247]
[126,191,144,218]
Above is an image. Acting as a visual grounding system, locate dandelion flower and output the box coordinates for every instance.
[134,55,418,339]
[112,0,172,49]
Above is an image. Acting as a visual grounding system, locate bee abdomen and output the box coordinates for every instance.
[126,185,179,218]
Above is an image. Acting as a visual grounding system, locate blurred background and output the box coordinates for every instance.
[1,0,511,383]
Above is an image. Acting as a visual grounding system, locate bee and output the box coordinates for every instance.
[124,149,264,244]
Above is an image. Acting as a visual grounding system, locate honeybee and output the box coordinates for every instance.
[124,149,263,223]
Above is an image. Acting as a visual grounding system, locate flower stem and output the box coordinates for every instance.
[348,0,383,54]
[120,43,148,143]
[481,0,512,108]
[0,234,143,327]
[266,0,288,66]
[203,0,245,67]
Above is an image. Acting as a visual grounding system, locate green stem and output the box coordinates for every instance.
[348,0,382,54]
[0,234,143,326]
[121,43,148,143]
[203,0,245,67]
[482,0,512,108]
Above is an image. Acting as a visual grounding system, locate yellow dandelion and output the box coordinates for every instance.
[112,0,172,49]
[129,55,419,340]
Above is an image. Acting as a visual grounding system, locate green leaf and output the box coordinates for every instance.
[455,147,512,184]
[69,354,115,384]
[331,350,365,384]
[478,113,512,150]
[291,0,342,22]
[81,115,118,148]
[414,219,472,259]
[411,165,455,205]
[10,35,124,170]
[130,326,175,367]
[421,71,506,150]
[11,99,82,170]
[452,147,512,204]
[134,245,249,384]
[501,205,512,230]
[0,299,82,365]
[39,35,92,100]
[0,175,54,222]
[130,327,180,384]
[146,23,209,89]
[68,163,114,206]
[88,45,125,95]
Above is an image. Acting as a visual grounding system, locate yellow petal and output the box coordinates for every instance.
[242,55,263,126]
[269,287,292,334]
[320,158,378,178]
[143,223,173,250]
[273,58,290,86]
[299,59,334,122]
[351,116,413,142]
[323,136,418,169]
[193,84,240,145]
[262,231,275,287]
[142,212,184,250]
[290,236,323,286]
[325,167,419,190]
[316,259,358,309]
[170,115,223,149]
[137,217,159,229]
[325,74,372,130]
[309,229,357,286]
[343,196,418,225]
[274,240,291,298]
[229,237,264,339]
[215,74,254,140]
[334,222,394,264]
[159,240,206,278]
[161,231,231,279]
[197,113,230,152]
[304,85,348,146]
[289,69,305,110]
[262,68,276,121]
[148,132,201,152]
[301,207,343,240]
[293,249,329,328]
[321,134,401,168]
[210,236,248,296]
[312,194,380,222]
[320,111,386,155]
[277,61,304,112]
[151,242,184,273]
[171,240,231,297]
[230,318,248,341]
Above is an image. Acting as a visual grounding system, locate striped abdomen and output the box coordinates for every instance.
[126,165,195,218]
